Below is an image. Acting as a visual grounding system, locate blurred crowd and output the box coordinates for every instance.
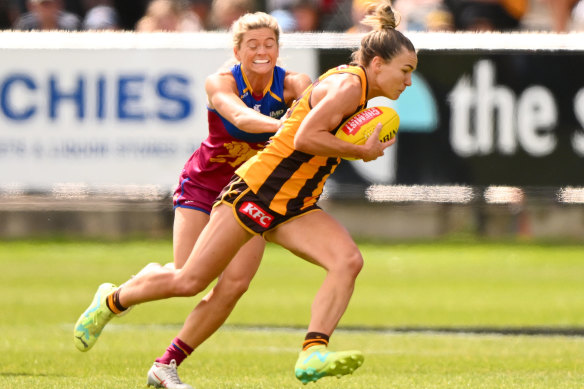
[0,0,583,32]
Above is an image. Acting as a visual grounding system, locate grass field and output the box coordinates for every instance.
[1,239,584,388]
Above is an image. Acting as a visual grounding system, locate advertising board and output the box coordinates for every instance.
[0,44,317,191]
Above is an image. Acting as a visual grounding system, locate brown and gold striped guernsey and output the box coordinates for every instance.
[235,65,369,216]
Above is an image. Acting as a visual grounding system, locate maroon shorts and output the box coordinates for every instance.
[173,175,219,215]
[216,176,320,236]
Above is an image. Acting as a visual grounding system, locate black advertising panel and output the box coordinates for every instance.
[319,49,584,188]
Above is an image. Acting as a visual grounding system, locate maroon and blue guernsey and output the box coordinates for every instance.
[173,63,288,214]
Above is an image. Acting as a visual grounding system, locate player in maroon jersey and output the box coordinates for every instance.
[74,12,310,389]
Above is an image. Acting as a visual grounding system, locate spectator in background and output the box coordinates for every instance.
[136,0,202,31]
[188,0,212,29]
[347,0,453,33]
[346,0,375,32]
[320,0,353,30]
[270,0,350,31]
[291,0,320,31]
[13,0,81,30]
[269,8,297,31]
[393,0,454,31]
[82,0,120,30]
[425,4,454,30]
[309,0,351,31]
[574,0,584,30]
[0,0,21,29]
[208,0,254,30]
[266,0,296,31]
[538,0,584,32]
[109,0,149,30]
[443,0,527,31]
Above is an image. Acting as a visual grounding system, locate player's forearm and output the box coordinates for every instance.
[231,107,281,134]
[294,131,363,159]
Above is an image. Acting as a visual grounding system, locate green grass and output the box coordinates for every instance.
[1,239,584,388]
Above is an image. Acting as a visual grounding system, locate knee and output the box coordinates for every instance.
[349,251,364,277]
[214,275,252,302]
[171,273,211,298]
[336,250,364,278]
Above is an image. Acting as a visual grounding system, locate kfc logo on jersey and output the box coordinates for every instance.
[239,201,274,228]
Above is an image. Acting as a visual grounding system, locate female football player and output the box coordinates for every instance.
[75,1,417,387]
[74,11,310,388]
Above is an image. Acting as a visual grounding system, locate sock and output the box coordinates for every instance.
[156,337,194,366]
[302,332,329,350]
[105,289,127,315]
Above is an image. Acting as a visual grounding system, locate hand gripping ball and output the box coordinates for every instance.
[335,106,399,160]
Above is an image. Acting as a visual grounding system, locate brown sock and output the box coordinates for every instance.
[105,289,127,314]
[302,332,329,350]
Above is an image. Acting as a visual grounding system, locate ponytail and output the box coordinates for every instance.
[351,0,415,66]
[361,1,399,31]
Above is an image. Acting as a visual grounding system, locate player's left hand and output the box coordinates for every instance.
[361,122,396,162]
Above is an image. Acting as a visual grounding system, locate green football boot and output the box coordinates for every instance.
[294,345,364,384]
[73,282,118,352]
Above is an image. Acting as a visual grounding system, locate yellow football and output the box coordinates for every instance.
[335,106,400,160]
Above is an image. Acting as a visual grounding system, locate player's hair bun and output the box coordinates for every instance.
[350,0,414,67]
[361,0,400,31]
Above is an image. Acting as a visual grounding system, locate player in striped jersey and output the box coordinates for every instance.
[74,1,417,386]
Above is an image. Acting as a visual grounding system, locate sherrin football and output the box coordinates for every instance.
[335,106,399,160]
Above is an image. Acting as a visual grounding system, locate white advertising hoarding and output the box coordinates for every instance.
[0,34,317,192]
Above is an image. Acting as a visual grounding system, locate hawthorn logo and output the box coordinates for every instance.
[239,201,274,228]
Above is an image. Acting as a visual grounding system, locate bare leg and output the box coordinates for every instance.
[266,210,363,336]
[177,235,265,347]
[120,208,208,284]
[117,204,253,307]
[164,207,264,348]
[120,206,263,351]
[173,208,209,269]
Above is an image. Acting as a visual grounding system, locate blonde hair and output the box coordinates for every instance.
[351,0,415,66]
[231,12,281,49]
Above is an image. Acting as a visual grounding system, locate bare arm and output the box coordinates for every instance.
[205,72,281,134]
[294,73,395,162]
[283,70,312,105]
